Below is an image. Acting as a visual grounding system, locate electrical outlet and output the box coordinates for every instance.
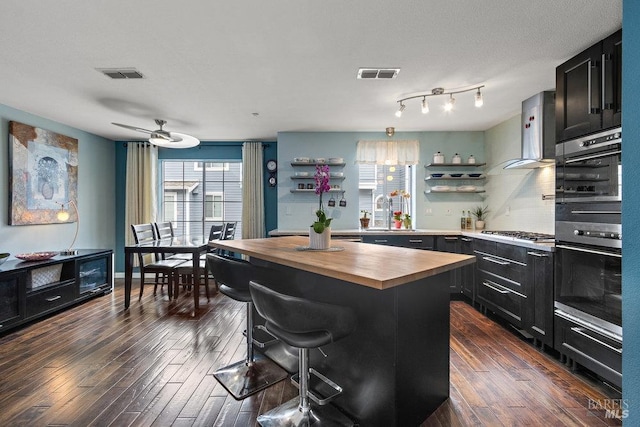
[425,208,433,215]
[445,208,452,216]
[506,206,511,216]
[285,206,292,216]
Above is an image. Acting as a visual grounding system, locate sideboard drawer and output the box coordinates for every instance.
[26,281,76,318]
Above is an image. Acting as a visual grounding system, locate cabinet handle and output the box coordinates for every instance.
[482,256,510,266]
[589,60,600,114]
[374,239,388,243]
[527,251,549,257]
[570,327,622,354]
[461,237,472,242]
[46,295,62,302]
[444,236,458,241]
[90,288,103,294]
[556,244,621,258]
[408,239,423,243]
[481,281,509,294]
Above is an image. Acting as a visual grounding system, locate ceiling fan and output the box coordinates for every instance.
[112,119,200,148]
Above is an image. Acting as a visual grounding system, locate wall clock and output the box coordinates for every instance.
[266,159,277,172]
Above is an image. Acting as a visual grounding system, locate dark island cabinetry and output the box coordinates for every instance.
[0,249,112,335]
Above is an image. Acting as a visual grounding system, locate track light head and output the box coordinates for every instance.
[444,94,455,112]
[395,102,406,117]
[421,97,429,114]
[475,88,484,107]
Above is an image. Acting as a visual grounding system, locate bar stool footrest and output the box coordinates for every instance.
[291,368,343,405]
[252,325,280,348]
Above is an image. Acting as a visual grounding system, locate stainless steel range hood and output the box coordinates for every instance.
[504,91,556,169]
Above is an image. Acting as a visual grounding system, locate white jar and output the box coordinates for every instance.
[433,151,445,164]
[467,155,476,164]
[452,153,462,164]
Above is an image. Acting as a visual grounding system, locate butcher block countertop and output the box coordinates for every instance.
[209,235,475,290]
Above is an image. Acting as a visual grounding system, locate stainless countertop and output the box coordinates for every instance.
[268,229,555,252]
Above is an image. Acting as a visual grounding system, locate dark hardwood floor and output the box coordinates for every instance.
[0,280,622,426]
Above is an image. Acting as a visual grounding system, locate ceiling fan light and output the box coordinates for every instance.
[475,89,484,107]
[153,132,200,149]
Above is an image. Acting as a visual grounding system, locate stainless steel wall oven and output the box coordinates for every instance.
[554,127,622,388]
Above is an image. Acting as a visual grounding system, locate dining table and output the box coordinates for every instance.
[123,235,210,309]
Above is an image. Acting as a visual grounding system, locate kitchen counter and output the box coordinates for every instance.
[209,236,474,425]
[268,228,555,251]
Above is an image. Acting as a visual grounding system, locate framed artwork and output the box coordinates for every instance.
[8,121,78,225]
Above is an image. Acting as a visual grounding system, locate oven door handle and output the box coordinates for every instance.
[570,327,622,354]
[564,149,621,164]
[556,244,622,258]
[570,210,621,215]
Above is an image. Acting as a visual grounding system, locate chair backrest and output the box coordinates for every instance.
[206,253,276,302]
[131,223,156,244]
[154,221,175,239]
[208,223,225,241]
[249,281,356,347]
[222,222,237,240]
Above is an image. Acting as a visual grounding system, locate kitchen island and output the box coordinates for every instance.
[210,236,475,426]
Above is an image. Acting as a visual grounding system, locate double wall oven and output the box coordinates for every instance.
[554,127,622,388]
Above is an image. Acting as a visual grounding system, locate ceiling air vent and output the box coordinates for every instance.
[357,68,400,79]
[97,68,145,79]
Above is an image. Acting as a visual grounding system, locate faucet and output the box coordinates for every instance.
[386,196,393,230]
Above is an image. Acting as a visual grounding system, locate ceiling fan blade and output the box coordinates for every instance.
[111,122,153,134]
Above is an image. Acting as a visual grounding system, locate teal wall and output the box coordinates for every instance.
[0,104,116,256]
[113,140,277,272]
[276,131,485,231]
[622,0,639,421]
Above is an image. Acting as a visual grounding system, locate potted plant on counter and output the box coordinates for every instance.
[471,205,489,230]
[310,164,332,249]
[360,210,370,229]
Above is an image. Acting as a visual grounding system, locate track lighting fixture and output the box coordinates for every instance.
[395,85,485,116]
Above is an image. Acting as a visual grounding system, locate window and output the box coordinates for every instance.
[205,192,223,220]
[193,162,230,171]
[358,164,415,228]
[160,160,242,237]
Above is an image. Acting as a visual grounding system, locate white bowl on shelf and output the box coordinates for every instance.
[294,171,310,177]
[328,157,343,163]
[431,185,451,192]
[293,157,310,163]
[457,185,477,192]
[315,158,326,164]
[330,172,344,177]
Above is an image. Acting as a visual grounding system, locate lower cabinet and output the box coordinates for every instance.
[554,312,622,388]
[361,234,434,250]
[0,249,112,335]
[459,237,475,300]
[525,249,554,348]
[434,236,461,294]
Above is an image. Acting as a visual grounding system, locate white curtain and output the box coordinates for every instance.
[355,140,420,165]
[242,142,265,239]
[125,142,158,245]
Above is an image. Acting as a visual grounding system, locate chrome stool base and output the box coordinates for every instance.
[257,397,353,427]
[213,353,287,400]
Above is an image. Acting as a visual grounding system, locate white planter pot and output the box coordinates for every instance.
[309,227,331,250]
[475,220,485,230]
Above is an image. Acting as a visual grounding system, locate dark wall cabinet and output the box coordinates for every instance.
[556,29,622,143]
[0,250,112,335]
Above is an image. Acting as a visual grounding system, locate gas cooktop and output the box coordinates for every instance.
[481,230,555,242]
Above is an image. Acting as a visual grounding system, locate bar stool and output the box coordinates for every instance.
[206,254,288,400]
[249,281,356,427]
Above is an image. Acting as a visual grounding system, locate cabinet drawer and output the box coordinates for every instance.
[475,252,526,285]
[476,273,526,327]
[362,234,434,249]
[26,282,76,318]
[554,314,621,387]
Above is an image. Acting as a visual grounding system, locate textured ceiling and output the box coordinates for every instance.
[0,1,622,141]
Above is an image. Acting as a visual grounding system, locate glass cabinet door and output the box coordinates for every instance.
[78,256,110,295]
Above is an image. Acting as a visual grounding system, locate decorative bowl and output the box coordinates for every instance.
[328,157,344,163]
[294,171,310,177]
[293,157,310,163]
[15,252,58,261]
[0,253,9,266]
[315,158,326,164]
[449,173,464,178]
[467,173,482,178]
[430,173,444,178]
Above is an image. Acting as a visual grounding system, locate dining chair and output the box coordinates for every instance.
[219,222,237,256]
[154,221,192,260]
[131,223,187,300]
